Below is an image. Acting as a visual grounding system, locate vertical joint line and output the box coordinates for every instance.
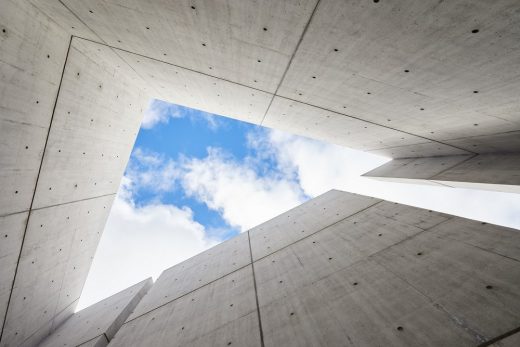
[247,231,265,347]
[0,35,74,343]
[260,0,322,125]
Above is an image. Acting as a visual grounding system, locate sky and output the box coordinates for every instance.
[77,99,520,310]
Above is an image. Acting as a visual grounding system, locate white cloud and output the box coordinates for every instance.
[141,99,223,130]
[126,148,180,194]
[256,129,520,230]
[141,99,184,129]
[77,177,216,310]
[181,147,305,231]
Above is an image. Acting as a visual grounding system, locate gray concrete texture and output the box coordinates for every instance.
[38,278,152,347]
[364,153,520,193]
[1,0,520,346]
[107,190,520,346]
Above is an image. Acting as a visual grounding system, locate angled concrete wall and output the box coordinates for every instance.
[39,278,152,347]
[106,190,520,346]
[0,1,152,344]
[363,153,520,194]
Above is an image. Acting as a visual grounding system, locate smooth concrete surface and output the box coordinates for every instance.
[2,1,520,346]
[0,0,70,217]
[248,190,380,261]
[2,195,115,347]
[0,2,150,343]
[19,0,520,159]
[103,190,520,346]
[110,266,261,347]
[128,232,251,321]
[39,278,152,347]
[364,153,520,194]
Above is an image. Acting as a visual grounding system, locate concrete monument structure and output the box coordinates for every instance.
[95,191,520,346]
[38,278,152,347]
[0,0,519,346]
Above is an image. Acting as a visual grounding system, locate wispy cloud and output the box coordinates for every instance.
[125,148,180,196]
[141,99,184,129]
[77,176,217,311]
[180,147,305,232]
[141,99,223,130]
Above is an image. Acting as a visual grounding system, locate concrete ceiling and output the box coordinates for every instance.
[35,0,520,157]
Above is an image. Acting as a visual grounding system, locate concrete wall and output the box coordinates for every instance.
[106,190,520,346]
[0,1,151,344]
[21,0,520,159]
[363,153,520,194]
[38,278,152,347]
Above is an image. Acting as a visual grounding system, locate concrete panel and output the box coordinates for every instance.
[372,231,520,341]
[432,153,520,185]
[129,232,251,320]
[278,0,520,152]
[258,259,476,346]
[0,0,70,216]
[32,38,149,209]
[117,50,273,125]
[364,155,474,180]
[29,0,100,41]
[428,218,520,263]
[263,96,470,158]
[358,200,452,230]
[61,0,318,93]
[1,194,114,347]
[39,278,152,347]
[444,130,520,154]
[0,212,27,333]
[249,190,380,261]
[364,153,520,194]
[110,266,261,347]
[253,209,428,305]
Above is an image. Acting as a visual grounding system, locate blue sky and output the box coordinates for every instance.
[130,101,255,240]
[78,99,520,310]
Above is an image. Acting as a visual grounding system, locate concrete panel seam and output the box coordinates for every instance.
[247,231,265,347]
[0,34,74,343]
[122,201,383,326]
[66,36,471,160]
[364,217,454,263]
[442,129,520,143]
[477,325,520,347]
[0,192,117,218]
[55,0,105,43]
[122,264,253,326]
[436,236,520,264]
[113,200,443,329]
[375,258,486,344]
[72,36,274,97]
[277,95,476,156]
[253,200,383,261]
[259,0,321,125]
[72,333,109,347]
[432,302,487,344]
[19,295,80,347]
[429,154,479,179]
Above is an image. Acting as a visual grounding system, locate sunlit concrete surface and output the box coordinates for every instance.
[1,0,520,346]
[108,190,520,347]
[39,278,151,347]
